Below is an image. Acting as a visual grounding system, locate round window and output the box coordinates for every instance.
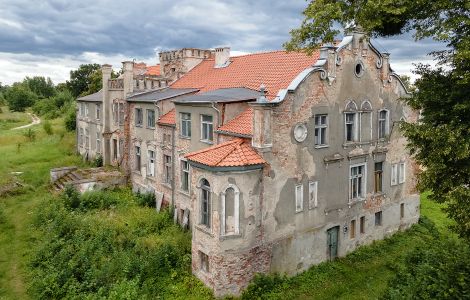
[293,123,308,142]
[355,62,364,77]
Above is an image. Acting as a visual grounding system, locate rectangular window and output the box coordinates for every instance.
[398,162,406,184]
[85,103,89,117]
[345,113,357,142]
[163,154,172,184]
[374,162,383,193]
[201,115,213,142]
[119,139,123,159]
[199,251,209,272]
[378,110,389,139]
[113,138,118,160]
[400,203,405,219]
[295,184,303,212]
[85,129,90,148]
[118,103,125,125]
[201,181,211,227]
[96,132,101,153]
[391,163,398,186]
[181,160,190,192]
[113,103,118,124]
[350,164,366,201]
[360,216,365,234]
[375,211,382,226]
[180,112,191,138]
[314,114,328,146]
[135,108,143,127]
[147,109,155,128]
[350,219,356,239]
[135,146,141,172]
[147,150,155,177]
[96,104,101,120]
[308,181,318,209]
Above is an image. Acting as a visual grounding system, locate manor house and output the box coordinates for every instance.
[76,29,420,297]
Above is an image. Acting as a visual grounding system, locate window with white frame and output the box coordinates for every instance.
[147,109,155,128]
[201,115,213,142]
[135,108,143,127]
[96,104,101,120]
[350,164,366,201]
[399,162,406,184]
[96,132,101,153]
[308,181,318,209]
[180,113,191,138]
[391,163,398,186]
[163,154,172,184]
[200,179,211,227]
[181,160,190,192]
[135,146,141,172]
[295,184,303,212]
[147,150,155,177]
[345,113,357,142]
[314,115,328,146]
[378,109,389,139]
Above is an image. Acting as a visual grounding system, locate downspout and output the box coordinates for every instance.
[171,124,176,216]
[211,102,221,142]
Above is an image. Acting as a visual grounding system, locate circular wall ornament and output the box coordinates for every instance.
[355,61,365,77]
[293,123,308,142]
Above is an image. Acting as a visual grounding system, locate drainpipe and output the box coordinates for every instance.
[211,102,221,142]
[171,124,176,216]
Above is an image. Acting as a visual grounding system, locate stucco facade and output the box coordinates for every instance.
[75,31,419,297]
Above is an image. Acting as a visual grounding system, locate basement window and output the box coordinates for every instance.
[199,251,209,272]
[375,211,383,226]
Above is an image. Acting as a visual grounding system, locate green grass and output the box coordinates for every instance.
[0,106,31,131]
[0,110,455,300]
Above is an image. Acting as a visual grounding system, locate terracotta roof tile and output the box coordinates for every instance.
[145,64,161,76]
[218,107,253,136]
[171,50,319,99]
[158,108,175,126]
[185,138,265,168]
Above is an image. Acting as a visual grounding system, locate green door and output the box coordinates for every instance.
[327,226,339,260]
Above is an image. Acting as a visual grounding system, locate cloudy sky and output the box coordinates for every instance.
[0,0,445,85]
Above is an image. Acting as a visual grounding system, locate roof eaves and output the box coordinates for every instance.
[188,160,264,172]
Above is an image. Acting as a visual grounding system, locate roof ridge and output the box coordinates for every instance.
[185,138,242,158]
[231,50,290,58]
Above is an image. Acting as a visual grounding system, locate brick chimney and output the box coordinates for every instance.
[251,85,273,150]
[214,47,230,68]
[101,64,112,164]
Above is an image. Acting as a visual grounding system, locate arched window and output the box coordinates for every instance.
[200,179,211,228]
[360,100,373,141]
[221,184,240,235]
[345,100,358,112]
[344,100,358,142]
[361,100,372,111]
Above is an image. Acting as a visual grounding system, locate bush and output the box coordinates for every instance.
[241,273,287,300]
[64,103,76,131]
[135,192,155,208]
[93,155,103,167]
[42,120,53,135]
[62,184,80,209]
[23,128,36,142]
[79,190,117,211]
[5,84,37,112]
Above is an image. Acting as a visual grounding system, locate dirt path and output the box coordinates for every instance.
[11,113,40,130]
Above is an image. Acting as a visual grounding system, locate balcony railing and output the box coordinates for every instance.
[108,79,124,90]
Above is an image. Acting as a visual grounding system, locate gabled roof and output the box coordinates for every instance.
[217,107,253,137]
[174,87,259,104]
[158,108,176,126]
[145,64,161,76]
[77,90,102,102]
[185,138,265,170]
[171,50,319,99]
[127,87,198,102]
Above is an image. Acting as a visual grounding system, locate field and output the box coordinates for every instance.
[0,110,457,299]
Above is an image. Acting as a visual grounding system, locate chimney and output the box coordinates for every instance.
[214,47,230,68]
[251,85,273,150]
[101,64,112,164]
[122,61,134,95]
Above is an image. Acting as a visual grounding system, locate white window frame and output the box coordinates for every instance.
[147,109,155,128]
[200,114,213,142]
[349,163,367,202]
[398,162,406,184]
[314,114,328,147]
[391,163,398,186]
[147,150,155,177]
[180,112,191,138]
[220,184,240,236]
[308,181,318,209]
[345,112,358,142]
[135,108,143,127]
[295,184,303,212]
[181,159,190,192]
[378,109,390,139]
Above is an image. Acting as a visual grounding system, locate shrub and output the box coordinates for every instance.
[62,184,80,209]
[43,120,53,135]
[79,190,117,211]
[23,128,36,142]
[242,273,287,300]
[93,154,103,167]
[135,192,155,208]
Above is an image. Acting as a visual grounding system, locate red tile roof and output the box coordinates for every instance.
[145,64,161,76]
[158,108,176,126]
[185,138,265,168]
[218,107,253,136]
[171,50,319,99]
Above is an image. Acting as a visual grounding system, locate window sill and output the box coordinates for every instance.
[295,209,304,214]
[348,198,365,206]
[161,182,172,189]
[314,145,329,149]
[200,139,214,145]
[179,135,191,140]
[219,233,241,241]
[195,225,214,237]
[147,126,155,130]
[135,125,143,128]
[146,176,156,181]
[179,190,190,197]
[132,170,142,176]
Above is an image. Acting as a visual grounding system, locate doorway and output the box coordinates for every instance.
[327,226,339,260]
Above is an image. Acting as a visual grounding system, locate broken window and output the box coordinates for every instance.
[199,251,209,272]
[375,211,382,226]
[314,114,328,146]
[135,146,141,173]
[360,216,365,234]
[147,150,155,177]
[391,163,398,186]
[295,184,303,212]
[350,164,366,201]
[374,162,383,193]
[201,115,213,142]
[308,181,318,209]
[224,187,236,234]
[200,179,211,227]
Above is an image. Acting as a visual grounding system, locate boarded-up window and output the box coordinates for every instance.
[360,216,365,234]
[225,187,235,234]
[350,219,356,239]
[295,184,303,212]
